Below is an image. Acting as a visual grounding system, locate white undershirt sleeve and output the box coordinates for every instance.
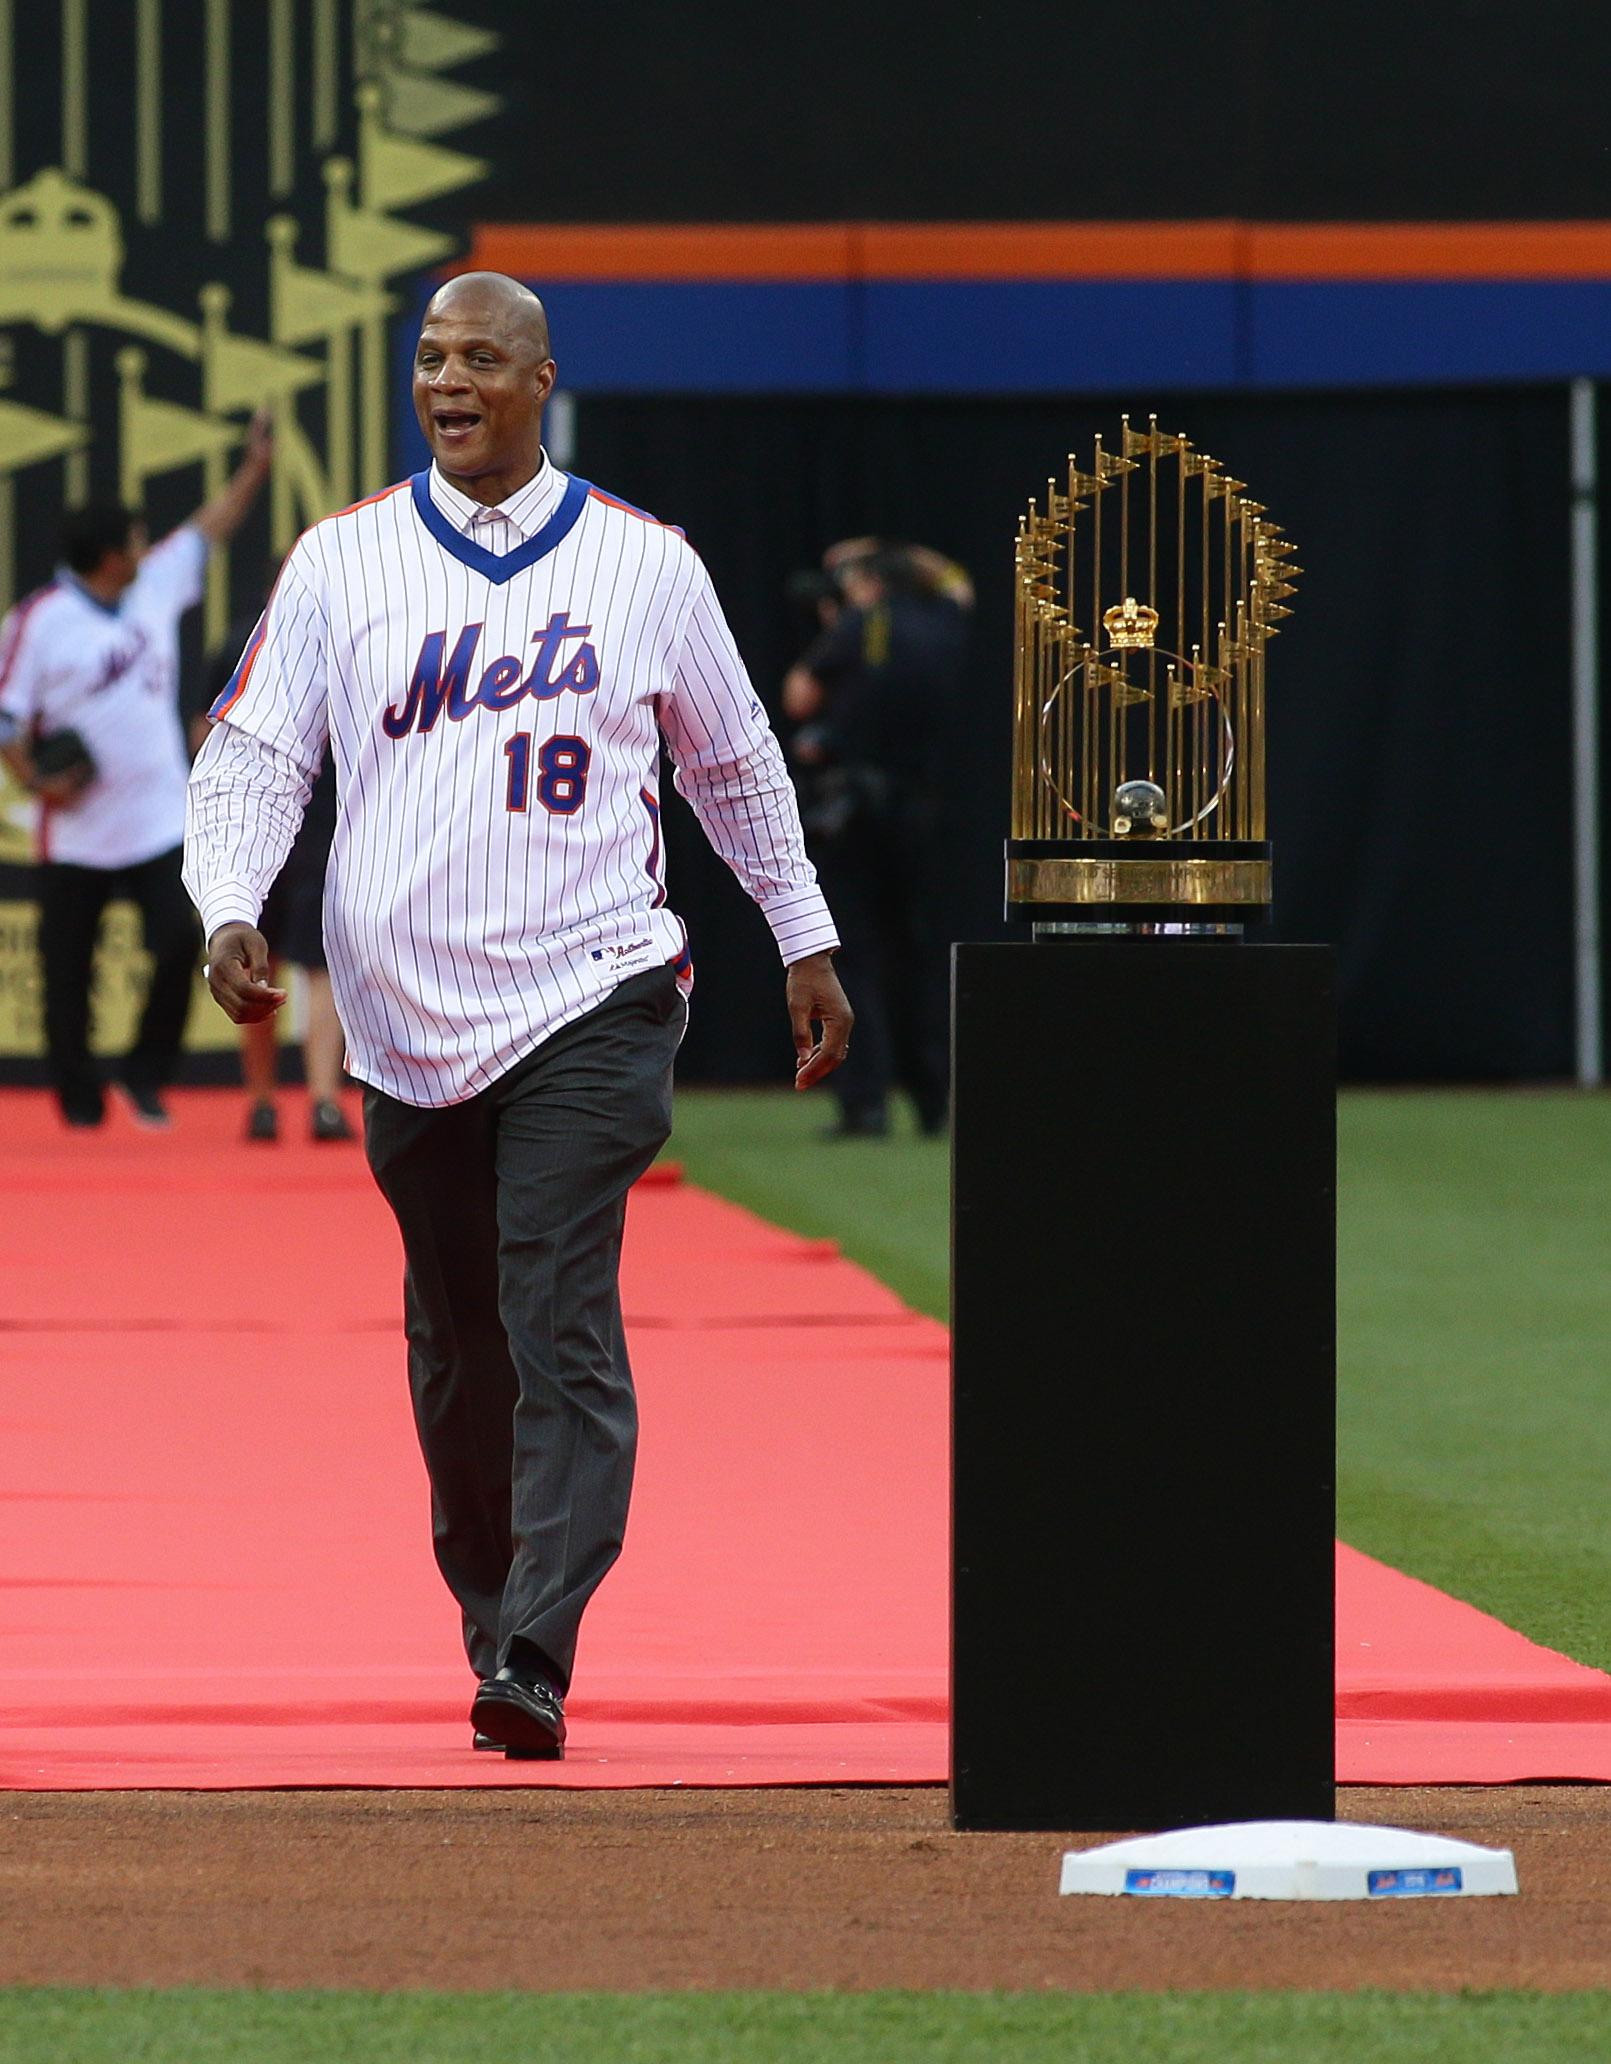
[183,727,314,939]
[660,563,840,965]
[182,542,330,940]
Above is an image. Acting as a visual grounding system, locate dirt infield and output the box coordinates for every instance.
[1,1785,1608,1992]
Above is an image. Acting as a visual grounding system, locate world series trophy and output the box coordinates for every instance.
[950,418,1335,1834]
[1007,416,1300,932]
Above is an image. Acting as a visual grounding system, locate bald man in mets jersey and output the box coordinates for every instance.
[184,274,852,1759]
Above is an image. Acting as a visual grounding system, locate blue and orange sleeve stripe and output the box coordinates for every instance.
[588,486,686,539]
[209,607,270,720]
[324,480,412,522]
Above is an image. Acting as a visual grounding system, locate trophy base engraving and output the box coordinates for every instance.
[1005,839,1272,925]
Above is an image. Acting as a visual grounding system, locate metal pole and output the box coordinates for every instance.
[545,391,577,469]
[1570,378,1602,1087]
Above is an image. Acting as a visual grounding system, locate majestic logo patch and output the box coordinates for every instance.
[384,616,599,738]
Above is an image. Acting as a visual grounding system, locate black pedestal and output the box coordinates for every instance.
[950,940,1336,1832]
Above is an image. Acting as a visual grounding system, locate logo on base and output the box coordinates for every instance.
[1368,1867,1464,1897]
[1122,1868,1235,1898]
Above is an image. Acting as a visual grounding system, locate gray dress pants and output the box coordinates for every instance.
[363,965,684,1691]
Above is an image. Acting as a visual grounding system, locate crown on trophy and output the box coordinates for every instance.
[1101,597,1160,650]
[1007,414,1300,926]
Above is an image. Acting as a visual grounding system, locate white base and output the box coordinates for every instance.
[1058,1820,1518,1901]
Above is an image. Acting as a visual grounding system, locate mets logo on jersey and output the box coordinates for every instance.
[383,615,599,738]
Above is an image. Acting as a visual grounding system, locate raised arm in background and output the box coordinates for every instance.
[189,410,275,545]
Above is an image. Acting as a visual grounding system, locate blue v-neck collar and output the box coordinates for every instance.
[409,469,591,584]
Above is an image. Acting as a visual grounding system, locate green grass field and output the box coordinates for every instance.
[3,1989,1610,2064]
[669,1086,1611,1672]
[9,1088,1611,2061]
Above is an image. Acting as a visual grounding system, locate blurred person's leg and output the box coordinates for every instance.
[303,970,347,1101]
[889,804,950,1136]
[305,970,354,1141]
[811,823,892,1136]
[120,844,199,1104]
[241,1007,280,1141]
[246,874,292,1138]
[38,860,114,1125]
[282,870,353,1140]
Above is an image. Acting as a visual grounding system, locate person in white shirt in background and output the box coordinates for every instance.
[0,417,273,1127]
[184,273,853,1760]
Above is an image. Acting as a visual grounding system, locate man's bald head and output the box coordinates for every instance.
[424,272,552,363]
[413,271,558,501]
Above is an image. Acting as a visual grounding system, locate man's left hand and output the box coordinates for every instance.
[787,950,853,1089]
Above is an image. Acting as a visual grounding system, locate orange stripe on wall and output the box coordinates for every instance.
[461,219,1611,284]
[858,222,1242,279]
[461,220,1239,281]
[1249,222,1611,279]
[461,223,857,281]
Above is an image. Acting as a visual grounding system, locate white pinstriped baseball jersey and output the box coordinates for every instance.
[183,457,838,1106]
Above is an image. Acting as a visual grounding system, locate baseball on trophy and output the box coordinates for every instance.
[1112,778,1169,837]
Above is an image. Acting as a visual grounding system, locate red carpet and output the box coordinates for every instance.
[1336,1546,1611,1781]
[2,1088,1608,1789]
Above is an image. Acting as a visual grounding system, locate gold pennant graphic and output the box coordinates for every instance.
[0,392,89,474]
[388,5,501,72]
[378,68,500,139]
[357,84,486,212]
[266,215,394,344]
[200,283,326,412]
[116,345,238,500]
[0,0,504,625]
[325,156,455,281]
[0,0,506,1057]
[116,344,241,644]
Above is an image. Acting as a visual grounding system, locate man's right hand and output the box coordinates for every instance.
[206,923,286,1023]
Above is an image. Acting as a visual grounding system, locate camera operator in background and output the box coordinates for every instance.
[783,539,971,1139]
[195,562,353,1146]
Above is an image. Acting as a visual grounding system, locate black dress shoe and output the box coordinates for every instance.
[470,1667,566,1758]
[471,1729,553,1758]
